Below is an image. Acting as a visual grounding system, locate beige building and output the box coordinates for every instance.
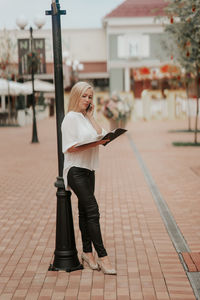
[0,0,169,96]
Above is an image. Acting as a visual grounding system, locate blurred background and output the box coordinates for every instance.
[0,0,199,136]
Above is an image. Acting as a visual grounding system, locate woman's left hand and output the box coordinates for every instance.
[86,103,94,118]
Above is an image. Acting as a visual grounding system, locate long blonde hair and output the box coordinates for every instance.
[67,81,93,112]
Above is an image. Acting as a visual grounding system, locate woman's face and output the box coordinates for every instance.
[77,88,93,113]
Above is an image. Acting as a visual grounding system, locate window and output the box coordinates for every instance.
[118,34,150,59]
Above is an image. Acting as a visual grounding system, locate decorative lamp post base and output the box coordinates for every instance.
[49,250,83,272]
[49,251,83,272]
[48,177,83,272]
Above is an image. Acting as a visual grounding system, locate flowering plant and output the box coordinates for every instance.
[27,51,41,74]
[103,94,132,122]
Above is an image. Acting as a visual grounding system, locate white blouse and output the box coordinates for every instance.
[61,111,107,189]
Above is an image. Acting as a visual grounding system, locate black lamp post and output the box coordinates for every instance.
[46,0,83,272]
[16,16,41,143]
[29,27,39,143]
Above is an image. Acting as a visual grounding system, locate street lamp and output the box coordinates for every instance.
[63,51,84,88]
[46,0,83,272]
[16,15,46,143]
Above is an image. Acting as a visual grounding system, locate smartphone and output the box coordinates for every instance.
[86,103,91,112]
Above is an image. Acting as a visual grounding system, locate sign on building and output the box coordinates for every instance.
[18,38,46,75]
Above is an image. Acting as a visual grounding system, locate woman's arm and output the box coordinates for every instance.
[86,104,104,135]
[67,139,109,153]
[87,115,103,135]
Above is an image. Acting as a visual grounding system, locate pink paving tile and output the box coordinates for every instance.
[91,296,104,300]
[0,295,13,300]
[181,252,197,272]
[190,252,200,271]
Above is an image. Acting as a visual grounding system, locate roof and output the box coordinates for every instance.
[104,0,167,18]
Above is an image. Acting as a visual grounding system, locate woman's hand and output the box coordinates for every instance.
[85,104,104,135]
[86,103,94,118]
[98,139,110,145]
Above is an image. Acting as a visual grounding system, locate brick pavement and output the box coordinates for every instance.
[0,115,199,300]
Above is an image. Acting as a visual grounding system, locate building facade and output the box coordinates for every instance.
[103,0,169,96]
[0,0,169,97]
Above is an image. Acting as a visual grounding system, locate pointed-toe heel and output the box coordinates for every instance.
[97,259,117,275]
[81,253,98,270]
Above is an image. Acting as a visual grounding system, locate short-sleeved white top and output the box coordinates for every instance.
[61,111,107,189]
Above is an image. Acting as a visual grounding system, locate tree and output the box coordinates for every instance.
[161,36,194,131]
[0,29,17,124]
[164,0,200,143]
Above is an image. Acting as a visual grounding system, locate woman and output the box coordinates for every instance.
[61,81,116,275]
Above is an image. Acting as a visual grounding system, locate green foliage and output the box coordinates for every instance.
[27,51,41,74]
[16,95,26,110]
[37,92,47,112]
[164,0,200,77]
[173,142,200,146]
[37,92,45,106]
[163,0,200,143]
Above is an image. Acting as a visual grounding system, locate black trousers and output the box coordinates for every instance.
[67,166,107,258]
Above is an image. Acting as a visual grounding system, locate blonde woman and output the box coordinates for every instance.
[61,81,116,275]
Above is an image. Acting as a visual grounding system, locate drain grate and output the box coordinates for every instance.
[191,166,200,177]
[181,252,200,272]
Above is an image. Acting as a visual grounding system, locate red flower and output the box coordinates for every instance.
[160,64,179,74]
[160,65,169,73]
[186,41,191,47]
[139,67,150,75]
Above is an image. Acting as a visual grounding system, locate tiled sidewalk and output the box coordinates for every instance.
[0,116,199,300]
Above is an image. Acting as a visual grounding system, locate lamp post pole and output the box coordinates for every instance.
[30,27,39,143]
[46,0,83,272]
[16,16,46,143]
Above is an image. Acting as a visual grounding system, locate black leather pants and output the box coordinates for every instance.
[67,166,107,258]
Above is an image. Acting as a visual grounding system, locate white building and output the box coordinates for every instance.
[0,0,169,97]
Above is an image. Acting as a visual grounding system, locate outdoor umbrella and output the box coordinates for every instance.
[22,79,55,93]
[0,78,32,95]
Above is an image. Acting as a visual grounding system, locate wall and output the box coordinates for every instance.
[0,28,107,64]
[109,68,124,93]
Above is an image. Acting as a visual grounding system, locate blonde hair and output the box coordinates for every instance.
[67,81,93,112]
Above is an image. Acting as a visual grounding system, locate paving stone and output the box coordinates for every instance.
[0,116,198,299]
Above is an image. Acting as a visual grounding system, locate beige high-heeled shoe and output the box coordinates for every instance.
[81,253,98,270]
[97,258,117,275]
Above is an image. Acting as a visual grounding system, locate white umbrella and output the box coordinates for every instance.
[22,79,55,93]
[0,78,32,95]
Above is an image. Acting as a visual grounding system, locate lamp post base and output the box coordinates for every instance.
[49,262,83,273]
[49,249,83,272]
[49,177,83,273]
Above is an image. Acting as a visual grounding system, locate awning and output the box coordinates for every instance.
[0,78,32,95]
[22,79,55,93]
